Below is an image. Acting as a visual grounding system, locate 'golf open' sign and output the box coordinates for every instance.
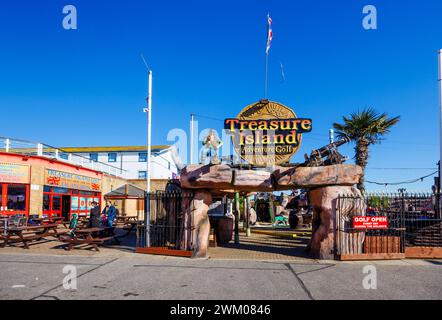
[353,216,389,229]
[224,100,312,166]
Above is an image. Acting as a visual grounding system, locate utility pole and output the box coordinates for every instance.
[329,129,334,144]
[190,114,195,164]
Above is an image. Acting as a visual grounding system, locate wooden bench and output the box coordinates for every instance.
[0,223,68,249]
[60,227,120,251]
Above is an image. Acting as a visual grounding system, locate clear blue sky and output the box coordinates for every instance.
[0,0,441,191]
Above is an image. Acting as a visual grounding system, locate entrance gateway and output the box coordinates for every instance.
[140,99,365,260]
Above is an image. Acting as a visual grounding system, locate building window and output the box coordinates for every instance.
[59,153,69,160]
[6,185,27,212]
[43,187,101,219]
[138,152,147,162]
[90,153,98,162]
[108,153,117,162]
[138,171,147,179]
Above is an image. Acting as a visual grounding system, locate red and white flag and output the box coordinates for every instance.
[265,14,273,55]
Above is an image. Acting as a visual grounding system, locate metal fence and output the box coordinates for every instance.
[401,193,442,247]
[0,136,125,177]
[137,191,195,251]
[336,194,405,257]
[336,192,442,258]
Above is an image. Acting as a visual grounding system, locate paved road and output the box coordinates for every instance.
[0,253,441,300]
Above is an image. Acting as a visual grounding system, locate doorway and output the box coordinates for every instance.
[62,195,71,221]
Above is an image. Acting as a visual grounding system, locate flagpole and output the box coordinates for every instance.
[265,52,269,98]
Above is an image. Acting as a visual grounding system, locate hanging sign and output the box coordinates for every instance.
[224,100,312,166]
[353,216,389,229]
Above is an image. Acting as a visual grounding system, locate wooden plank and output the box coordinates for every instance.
[340,253,405,261]
[405,247,442,259]
[135,247,193,258]
[363,236,401,254]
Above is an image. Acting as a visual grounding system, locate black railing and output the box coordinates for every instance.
[336,192,442,256]
[137,191,194,250]
[336,195,405,256]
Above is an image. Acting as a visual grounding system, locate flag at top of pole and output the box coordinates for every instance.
[266,14,273,55]
[264,13,273,98]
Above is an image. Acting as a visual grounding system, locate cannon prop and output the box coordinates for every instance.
[303,136,350,167]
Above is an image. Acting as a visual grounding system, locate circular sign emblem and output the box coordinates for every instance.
[224,100,312,166]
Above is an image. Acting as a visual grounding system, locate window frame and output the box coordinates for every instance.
[89,153,98,162]
[108,152,117,163]
[138,171,147,179]
[0,183,30,216]
[138,152,147,162]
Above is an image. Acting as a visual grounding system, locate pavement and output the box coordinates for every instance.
[1,227,441,300]
[0,252,441,300]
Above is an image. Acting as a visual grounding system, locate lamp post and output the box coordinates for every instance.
[143,68,153,247]
[438,51,442,188]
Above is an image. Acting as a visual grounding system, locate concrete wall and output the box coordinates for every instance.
[29,164,44,216]
[128,179,169,192]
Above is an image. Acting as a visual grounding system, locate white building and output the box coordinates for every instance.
[61,145,182,180]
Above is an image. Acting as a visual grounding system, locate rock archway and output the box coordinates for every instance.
[180,164,363,259]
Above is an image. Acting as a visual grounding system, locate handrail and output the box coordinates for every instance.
[0,137,126,177]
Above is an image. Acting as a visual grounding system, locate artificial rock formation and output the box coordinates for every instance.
[181,164,362,191]
[189,190,212,258]
[307,186,361,259]
[179,163,363,260]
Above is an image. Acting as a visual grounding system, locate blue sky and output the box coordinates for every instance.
[0,0,441,191]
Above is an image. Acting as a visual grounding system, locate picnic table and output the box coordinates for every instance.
[60,227,120,251]
[115,216,138,237]
[117,216,138,223]
[0,223,68,249]
[29,216,66,225]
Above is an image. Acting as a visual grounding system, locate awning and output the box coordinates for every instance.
[104,184,145,199]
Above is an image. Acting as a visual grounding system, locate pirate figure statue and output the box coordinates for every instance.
[200,129,223,165]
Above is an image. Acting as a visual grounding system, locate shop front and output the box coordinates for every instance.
[0,162,30,216]
[43,169,102,220]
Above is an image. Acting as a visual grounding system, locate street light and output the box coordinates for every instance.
[141,55,152,247]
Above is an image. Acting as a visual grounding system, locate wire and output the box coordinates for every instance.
[192,114,224,122]
[366,170,438,186]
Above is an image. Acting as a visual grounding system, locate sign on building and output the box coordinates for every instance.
[0,163,30,183]
[45,169,101,192]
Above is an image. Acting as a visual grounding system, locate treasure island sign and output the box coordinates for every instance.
[224,100,312,166]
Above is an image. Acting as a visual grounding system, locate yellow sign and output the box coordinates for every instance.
[45,169,101,192]
[224,100,312,166]
[0,163,30,184]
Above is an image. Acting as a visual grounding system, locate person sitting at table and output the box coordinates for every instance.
[89,201,101,228]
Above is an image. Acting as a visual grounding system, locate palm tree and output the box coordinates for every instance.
[333,108,400,194]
